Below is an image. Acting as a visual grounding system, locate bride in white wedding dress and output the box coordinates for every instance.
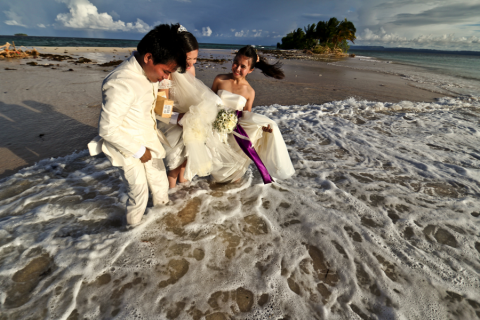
[158,38,294,186]
[156,31,222,188]
[210,45,295,183]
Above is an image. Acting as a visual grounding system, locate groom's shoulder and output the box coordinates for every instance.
[102,61,143,89]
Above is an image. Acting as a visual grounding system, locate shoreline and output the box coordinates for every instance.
[0,46,449,179]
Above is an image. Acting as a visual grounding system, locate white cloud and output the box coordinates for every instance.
[38,24,47,28]
[5,20,26,27]
[302,13,325,18]
[234,29,265,38]
[352,0,480,50]
[357,28,480,50]
[109,10,120,19]
[230,29,235,32]
[4,10,27,27]
[235,30,246,37]
[202,26,212,37]
[358,28,407,42]
[56,0,151,32]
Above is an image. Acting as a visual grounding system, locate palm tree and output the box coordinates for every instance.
[331,18,356,51]
[292,28,306,48]
[315,18,341,46]
[315,21,329,45]
[278,28,306,49]
[304,23,317,48]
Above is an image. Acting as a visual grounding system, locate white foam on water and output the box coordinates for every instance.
[1,96,480,319]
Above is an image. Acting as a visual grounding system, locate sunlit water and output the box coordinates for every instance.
[330,52,480,97]
[349,50,480,82]
[1,95,479,319]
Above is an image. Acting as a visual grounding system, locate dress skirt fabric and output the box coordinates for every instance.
[210,90,295,183]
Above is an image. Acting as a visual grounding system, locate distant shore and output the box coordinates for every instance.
[0,46,445,179]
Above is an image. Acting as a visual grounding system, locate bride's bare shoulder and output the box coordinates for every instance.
[214,73,232,80]
[212,73,233,92]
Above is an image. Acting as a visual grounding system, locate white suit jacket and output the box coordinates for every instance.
[88,54,169,167]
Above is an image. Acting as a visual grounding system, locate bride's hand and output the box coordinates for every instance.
[262,125,272,133]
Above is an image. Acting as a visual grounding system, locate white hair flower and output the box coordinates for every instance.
[178,25,188,33]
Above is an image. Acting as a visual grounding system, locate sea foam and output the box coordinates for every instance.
[0,96,479,319]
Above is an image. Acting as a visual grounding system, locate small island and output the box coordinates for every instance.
[277,17,356,57]
[14,33,28,36]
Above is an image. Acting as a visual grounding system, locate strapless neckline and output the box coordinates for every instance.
[218,90,247,104]
[218,90,247,111]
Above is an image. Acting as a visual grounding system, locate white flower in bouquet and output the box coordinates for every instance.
[213,109,238,142]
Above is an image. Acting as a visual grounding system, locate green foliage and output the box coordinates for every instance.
[303,24,318,48]
[312,44,329,54]
[338,39,350,53]
[278,28,308,49]
[278,17,356,53]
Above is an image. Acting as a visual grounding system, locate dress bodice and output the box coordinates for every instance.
[218,90,246,111]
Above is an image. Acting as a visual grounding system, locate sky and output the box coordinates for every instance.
[2,0,480,51]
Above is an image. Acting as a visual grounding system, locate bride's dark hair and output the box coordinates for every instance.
[236,45,284,79]
[178,30,199,52]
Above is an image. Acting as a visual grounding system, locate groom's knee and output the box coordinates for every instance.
[125,182,149,225]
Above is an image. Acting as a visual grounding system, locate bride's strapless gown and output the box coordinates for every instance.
[209,90,295,183]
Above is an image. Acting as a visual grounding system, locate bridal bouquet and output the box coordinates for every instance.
[213,109,238,143]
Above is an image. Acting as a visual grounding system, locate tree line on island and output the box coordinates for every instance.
[277,17,356,55]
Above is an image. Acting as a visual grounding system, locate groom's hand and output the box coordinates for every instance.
[140,148,152,163]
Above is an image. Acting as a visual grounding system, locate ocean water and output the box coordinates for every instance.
[349,49,480,82]
[330,54,480,97]
[1,96,479,319]
[3,34,476,82]
[0,35,275,50]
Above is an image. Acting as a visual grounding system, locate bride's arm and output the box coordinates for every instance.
[243,89,254,112]
[212,74,230,93]
[211,75,221,93]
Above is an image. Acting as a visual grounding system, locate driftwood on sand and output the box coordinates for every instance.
[0,42,39,59]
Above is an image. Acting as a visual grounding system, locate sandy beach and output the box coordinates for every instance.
[0,47,444,178]
[1,47,479,320]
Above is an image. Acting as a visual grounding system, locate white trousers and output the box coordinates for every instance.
[118,158,169,225]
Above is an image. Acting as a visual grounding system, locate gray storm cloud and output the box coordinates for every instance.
[390,3,480,26]
[1,0,479,50]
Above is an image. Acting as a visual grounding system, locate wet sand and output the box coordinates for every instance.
[0,47,444,178]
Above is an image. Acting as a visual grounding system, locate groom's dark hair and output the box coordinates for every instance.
[137,23,187,73]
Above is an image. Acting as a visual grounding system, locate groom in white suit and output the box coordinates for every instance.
[89,24,188,225]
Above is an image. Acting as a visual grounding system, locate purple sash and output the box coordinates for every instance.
[233,111,273,184]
